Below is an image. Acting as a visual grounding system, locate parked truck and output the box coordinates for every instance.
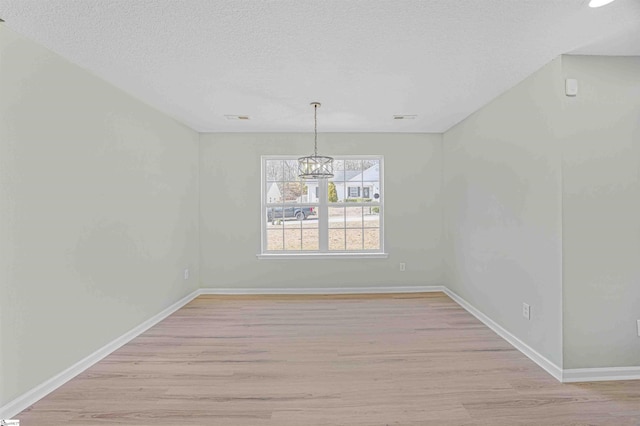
[267,206,315,222]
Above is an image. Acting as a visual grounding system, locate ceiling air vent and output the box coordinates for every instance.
[393,115,417,120]
[225,115,250,120]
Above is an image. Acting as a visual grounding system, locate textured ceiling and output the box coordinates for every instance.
[1,0,639,133]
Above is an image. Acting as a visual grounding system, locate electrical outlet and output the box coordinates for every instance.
[522,303,530,320]
[399,262,406,272]
[183,268,190,280]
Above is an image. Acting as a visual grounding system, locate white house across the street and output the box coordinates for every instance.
[303,163,380,203]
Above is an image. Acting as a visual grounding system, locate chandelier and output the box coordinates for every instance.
[298,102,334,179]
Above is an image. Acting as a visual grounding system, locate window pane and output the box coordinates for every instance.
[362,159,379,174]
[301,180,319,203]
[282,181,307,203]
[267,230,284,251]
[265,160,284,182]
[364,229,380,250]
[301,228,319,250]
[266,207,284,225]
[327,180,340,203]
[284,229,302,250]
[363,208,380,227]
[328,160,346,203]
[267,206,286,222]
[329,229,346,251]
[360,160,380,201]
[338,180,347,202]
[344,160,362,173]
[265,182,283,203]
[283,160,300,181]
[267,206,317,223]
[346,229,363,251]
[301,217,318,228]
[343,171,361,198]
[345,207,363,228]
[363,182,381,201]
[329,207,345,228]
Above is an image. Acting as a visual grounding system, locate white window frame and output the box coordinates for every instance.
[258,155,387,259]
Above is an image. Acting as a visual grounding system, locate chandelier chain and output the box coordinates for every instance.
[314,103,318,157]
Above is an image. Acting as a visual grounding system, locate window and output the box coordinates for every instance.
[261,156,384,256]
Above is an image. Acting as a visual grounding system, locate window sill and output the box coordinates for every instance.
[257,253,389,260]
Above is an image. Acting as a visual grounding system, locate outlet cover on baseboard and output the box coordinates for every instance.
[183,268,190,280]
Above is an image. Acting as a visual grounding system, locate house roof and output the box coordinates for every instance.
[331,170,361,182]
[349,164,380,182]
[266,182,281,194]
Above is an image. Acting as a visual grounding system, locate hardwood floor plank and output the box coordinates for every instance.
[15,293,640,425]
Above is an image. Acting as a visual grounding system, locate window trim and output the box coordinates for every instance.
[260,155,385,257]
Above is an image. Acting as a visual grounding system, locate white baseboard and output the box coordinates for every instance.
[442,287,564,382]
[0,289,201,420]
[442,288,640,383]
[562,366,640,383]
[199,286,446,295]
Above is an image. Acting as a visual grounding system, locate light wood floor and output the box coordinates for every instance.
[17,293,640,425]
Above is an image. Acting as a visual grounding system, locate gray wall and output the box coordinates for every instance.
[443,58,564,367]
[561,55,640,369]
[199,133,443,289]
[2,21,637,410]
[443,54,640,370]
[0,26,200,406]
